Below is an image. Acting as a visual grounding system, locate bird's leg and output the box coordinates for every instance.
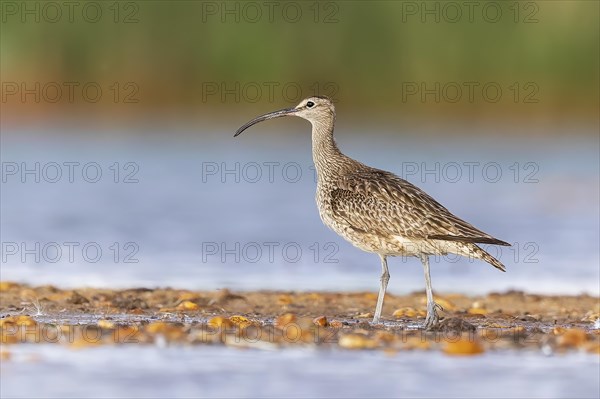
[372,255,390,324]
[420,255,440,329]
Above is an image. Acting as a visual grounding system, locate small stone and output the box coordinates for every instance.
[468,308,488,315]
[443,337,484,356]
[229,315,253,328]
[393,307,417,318]
[146,322,171,334]
[313,316,328,327]
[0,315,37,327]
[97,320,116,329]
[0,282,18,292]
[338,334,378,349]
[329,320,343,328]
[208,316,234,329]
[552,327,565,335]
[176,301,200,311]
[557,328,587,348]
[145,322,184,341]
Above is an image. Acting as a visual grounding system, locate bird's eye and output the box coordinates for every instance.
[306,101,315,108]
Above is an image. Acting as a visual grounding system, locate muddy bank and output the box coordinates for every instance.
[1,282,598,356]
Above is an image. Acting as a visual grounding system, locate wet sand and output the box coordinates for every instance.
[1,282,598,356]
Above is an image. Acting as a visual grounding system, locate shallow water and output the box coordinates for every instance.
[2,345,599,398]
[2,128,599,398]
[1,128,599,295]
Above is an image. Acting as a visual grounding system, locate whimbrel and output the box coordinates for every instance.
[234,96,509,328]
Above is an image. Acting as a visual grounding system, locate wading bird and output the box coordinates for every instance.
[234,96,509,328]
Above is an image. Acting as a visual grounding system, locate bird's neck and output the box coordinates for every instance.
[311,118,345,179]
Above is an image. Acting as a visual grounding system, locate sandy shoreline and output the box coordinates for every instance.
[1,282,598,355]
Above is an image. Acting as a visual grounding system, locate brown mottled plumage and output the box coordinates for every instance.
[235,96,509,328]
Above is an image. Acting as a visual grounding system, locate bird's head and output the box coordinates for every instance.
[234,96,335,137]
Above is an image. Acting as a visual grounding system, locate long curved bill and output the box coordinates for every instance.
[234,107,297,137]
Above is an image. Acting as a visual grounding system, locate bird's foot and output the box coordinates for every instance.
[424,302,443,330]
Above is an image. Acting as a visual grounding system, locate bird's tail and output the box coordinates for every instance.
[468,243,507,272]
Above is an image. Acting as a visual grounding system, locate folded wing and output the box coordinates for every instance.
[330,168,509,246]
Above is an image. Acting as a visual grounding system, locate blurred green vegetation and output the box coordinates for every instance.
[1,0,598,125]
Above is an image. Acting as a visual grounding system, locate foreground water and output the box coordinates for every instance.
[2,345,598,398]
[2,127,598,295]
[2,127,599,398]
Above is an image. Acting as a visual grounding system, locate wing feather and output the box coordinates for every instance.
[330,169,509,246]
